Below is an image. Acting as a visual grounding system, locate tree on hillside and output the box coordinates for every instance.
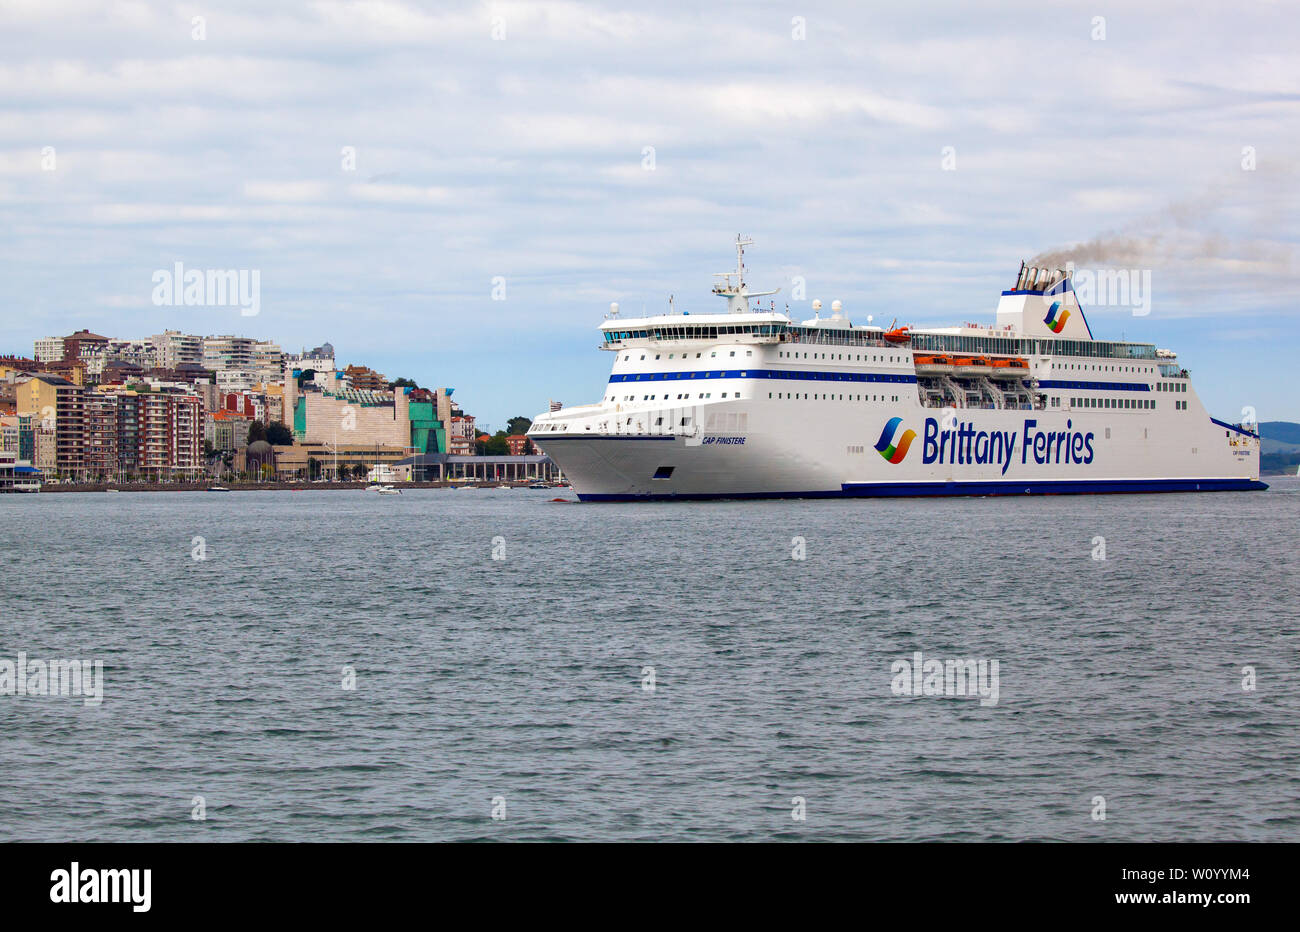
[247,421,268,444]
[388,377,420,390]
[506,416,532,436]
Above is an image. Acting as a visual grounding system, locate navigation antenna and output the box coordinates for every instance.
[735,234,751,289]
[712,234,779,314]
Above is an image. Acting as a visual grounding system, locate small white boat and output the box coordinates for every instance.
[376,484,402,495]
[497,484,512,489]
[207,485,230,492]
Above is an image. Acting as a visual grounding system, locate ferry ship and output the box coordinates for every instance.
[528,238,1265,500]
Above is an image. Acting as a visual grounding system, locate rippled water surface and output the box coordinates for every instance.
[3,481,1299,841]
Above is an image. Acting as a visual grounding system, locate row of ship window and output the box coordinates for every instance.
[620,351,1169,373]
[627,351,754,362]
[1055,362,1157,374]
[1050,395,1164,408]
[622,350,907,364]
[611,393,734,402]
[769,392,902,402]
[607,391,905,403]
[604,325,781,342]
[777,351,905,363]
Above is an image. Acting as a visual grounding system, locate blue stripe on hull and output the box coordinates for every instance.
[575,477,1268,501]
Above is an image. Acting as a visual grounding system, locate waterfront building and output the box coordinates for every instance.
[272,441,410,480]
[284,367,447,456]
[133,390,203,480]
[82,392,120,479]
[398,453,560,483]
[17,374,84,479]
[0,449,41,492]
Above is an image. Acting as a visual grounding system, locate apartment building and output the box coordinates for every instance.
[16,374,84,479]
[33,336,65,363]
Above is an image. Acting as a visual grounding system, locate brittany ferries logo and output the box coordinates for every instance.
[1044,301,1071,334]
[874,417,916,464]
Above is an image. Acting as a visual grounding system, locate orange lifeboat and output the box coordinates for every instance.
[913,354,953,373]
[989,357,1031,379]
[883,326,911,344]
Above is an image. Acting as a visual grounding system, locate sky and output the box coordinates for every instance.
[2,0,1298,429]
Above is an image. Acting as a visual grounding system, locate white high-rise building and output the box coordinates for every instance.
[34,336,65,363]
[251,340,284,383]
[151,330,203,369]
[202,335,257,371]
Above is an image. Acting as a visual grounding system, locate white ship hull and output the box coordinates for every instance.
[530,245,1265,501]
[534,401,1262,500]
